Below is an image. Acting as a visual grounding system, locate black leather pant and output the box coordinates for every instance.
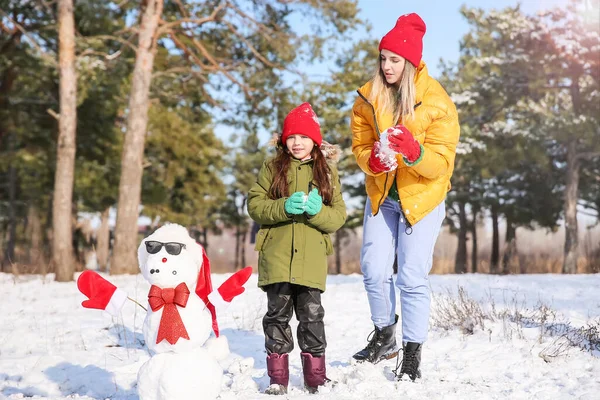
[263,282,326,356]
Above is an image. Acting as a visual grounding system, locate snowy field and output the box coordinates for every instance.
[1,272,599,400]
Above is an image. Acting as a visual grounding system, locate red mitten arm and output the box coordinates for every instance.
[77,271,127,316]
[208,266,253,308]
[368,141,398,173]
[387,125,423,164]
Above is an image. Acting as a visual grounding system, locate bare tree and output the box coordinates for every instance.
[111,0,165,274]
[454,202,468,274]
[52,0,77,281]
[470,207,478,273]
[96,208,110,272]
[490,203,500,274]
[502,213,518,274]
[27,205,46,274]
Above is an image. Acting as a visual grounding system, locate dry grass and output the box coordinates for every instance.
[431,286,489,334]
[2,218,599,275]
[431,286,600,360]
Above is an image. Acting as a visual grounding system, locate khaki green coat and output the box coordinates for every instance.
[247,148,347,291]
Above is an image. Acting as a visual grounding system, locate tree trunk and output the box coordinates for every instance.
[471,207,478,273]
[490,203,500,274]
[201,228,208,250]
[0,31,21,147]
[52,0,77,282]
[111,0,164,274]
[563,142,580,274]
[502,215,518,274]
[96,208,110,272]
[335,230,342,274]
[238,196,247,270]
[563,76,583,274]
[0,224,4,268]
[234,224,240,270]
[2,158,17,272]
[44,196,53,272]
[454,202,468,274]
[240,227,247,270]
[28,205,46,275]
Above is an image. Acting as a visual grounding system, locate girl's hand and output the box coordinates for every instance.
[387,125,421,163]
[284,191,306,215]
[304,188,323,216]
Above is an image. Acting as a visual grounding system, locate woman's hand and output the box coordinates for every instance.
[387,125,421,163]
[368,141,398,173]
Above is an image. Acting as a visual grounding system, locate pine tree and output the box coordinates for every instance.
[309,39,378,273]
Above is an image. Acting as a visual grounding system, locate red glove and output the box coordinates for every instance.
[77,270,128,316]
[387,125,422,163]
[208,266,253,307]
[368,141,397,173]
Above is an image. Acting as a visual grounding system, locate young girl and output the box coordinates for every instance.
[247,102,347,395]
[351,13,460,381]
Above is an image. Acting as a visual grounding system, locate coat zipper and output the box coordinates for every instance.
[356,90,390,216]
[356,91,422,234]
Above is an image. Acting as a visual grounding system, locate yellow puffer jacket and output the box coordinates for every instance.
[351,61,460,226]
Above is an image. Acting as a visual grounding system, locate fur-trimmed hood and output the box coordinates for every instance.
[268,133,341,164]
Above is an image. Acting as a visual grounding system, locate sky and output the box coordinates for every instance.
[355,0,570,78]
[217,0,571,144]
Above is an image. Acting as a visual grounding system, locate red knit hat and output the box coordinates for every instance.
[379,13,426,67]
[281,102,322,147]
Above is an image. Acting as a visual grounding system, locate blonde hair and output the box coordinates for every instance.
[368,60,417,124]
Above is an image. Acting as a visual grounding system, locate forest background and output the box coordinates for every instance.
[0,0,599,281]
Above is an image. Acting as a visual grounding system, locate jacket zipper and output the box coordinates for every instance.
[357,90,390,216]
[356,91,422,234]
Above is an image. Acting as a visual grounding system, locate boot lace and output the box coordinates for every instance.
[364,329,381,352]
[393,348,419,380]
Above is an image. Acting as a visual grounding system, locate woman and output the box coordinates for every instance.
[350,13,460,381]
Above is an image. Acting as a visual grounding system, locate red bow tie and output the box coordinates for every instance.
[148,282,191,345]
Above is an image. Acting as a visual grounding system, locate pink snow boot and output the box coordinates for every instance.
[301,352,328,394]
[265,353,289,395]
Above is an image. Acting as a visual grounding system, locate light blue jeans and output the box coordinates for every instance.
[360,197,445,343]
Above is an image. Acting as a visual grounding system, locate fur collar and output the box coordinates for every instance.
[267,133,341,164]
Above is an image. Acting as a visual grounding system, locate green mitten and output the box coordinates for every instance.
[304,188,323,216]
[285,191,306,215]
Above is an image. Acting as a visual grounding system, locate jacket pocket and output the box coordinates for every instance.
[254,227,271,251]
[323,234,334,256]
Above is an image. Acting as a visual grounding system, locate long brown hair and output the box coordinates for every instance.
[268,138,333,205]
[369,58,417,124]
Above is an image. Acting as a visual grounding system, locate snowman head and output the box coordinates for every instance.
[138,223,204,289]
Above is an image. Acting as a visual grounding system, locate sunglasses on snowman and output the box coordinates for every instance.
[144,241,186,255]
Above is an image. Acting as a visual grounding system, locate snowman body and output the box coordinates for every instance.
[143,289,213,354]
[137,346,222,400]
[136,224,226,400]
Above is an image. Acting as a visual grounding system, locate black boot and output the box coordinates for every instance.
[395,342,422,381]
[352,315,398,363]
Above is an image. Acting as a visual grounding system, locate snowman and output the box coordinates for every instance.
[77,223,252,400]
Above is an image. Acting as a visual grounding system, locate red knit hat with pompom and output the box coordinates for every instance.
[379,13,426,67]
[281,102,322,147]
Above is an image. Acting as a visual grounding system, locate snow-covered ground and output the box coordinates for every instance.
[1,272,599,399]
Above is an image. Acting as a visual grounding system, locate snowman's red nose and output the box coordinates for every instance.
[162,257,167,263]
